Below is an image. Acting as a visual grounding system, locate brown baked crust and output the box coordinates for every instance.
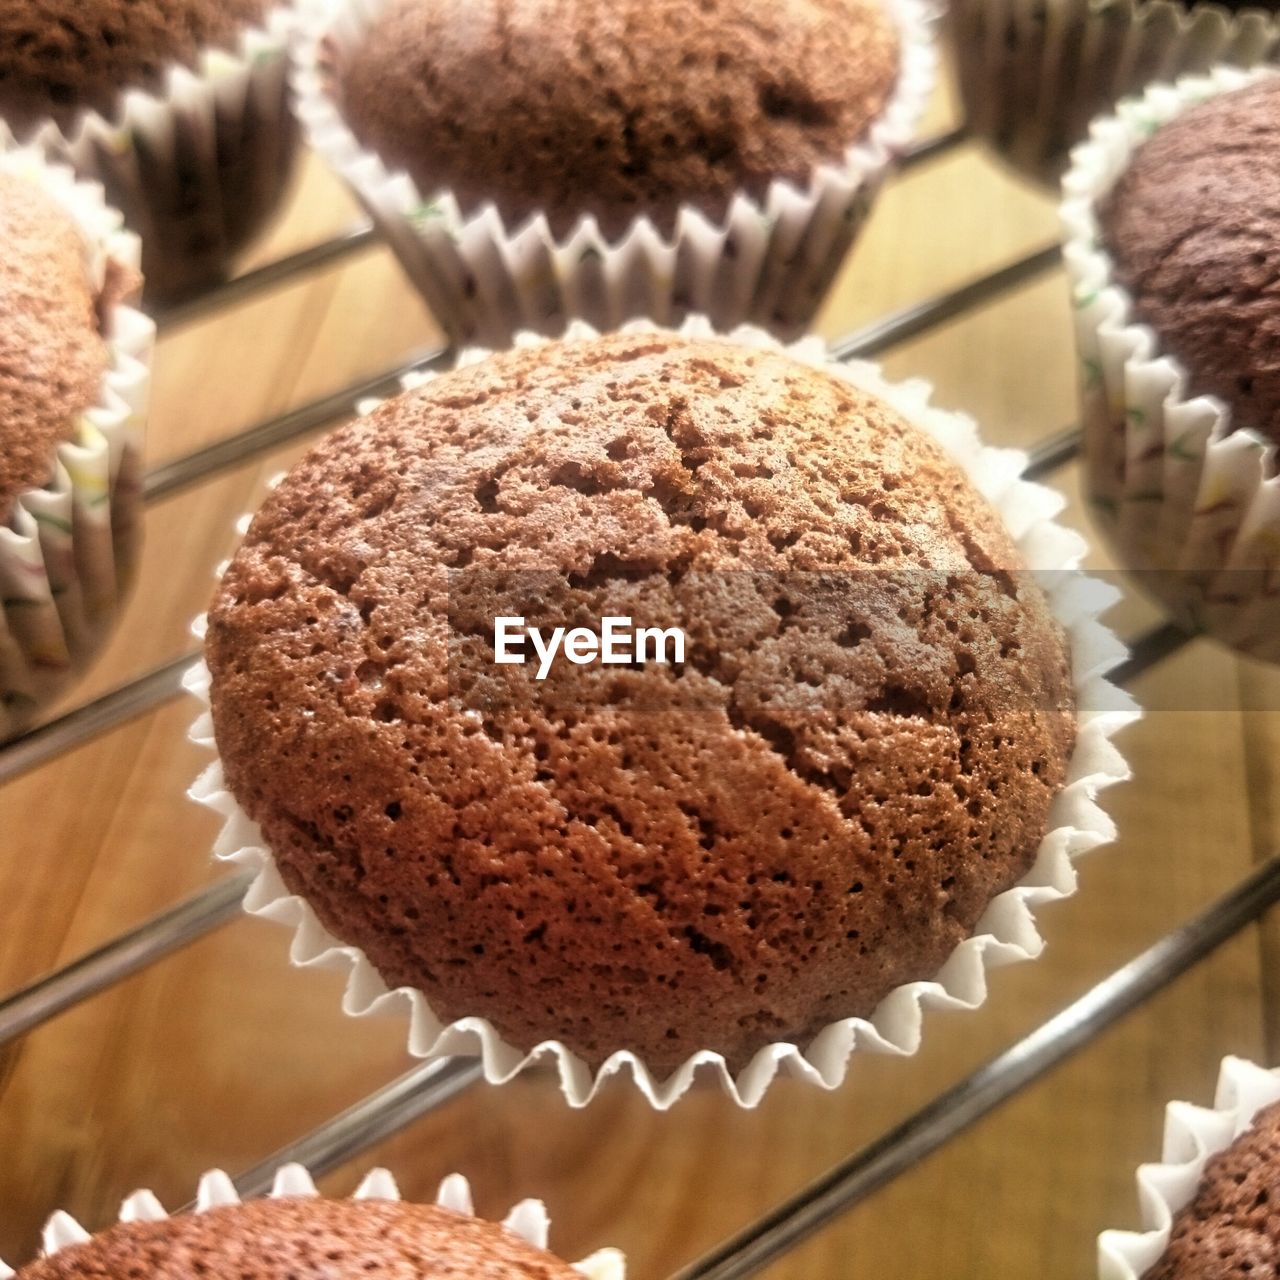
[1099,76,1280,448]
[337,0,901,240]
[0,0,271,135]
[14,1196,581,1280]
[206,332,1077,1073]
[1143,1100,1280,1279]
[0,171,112,521]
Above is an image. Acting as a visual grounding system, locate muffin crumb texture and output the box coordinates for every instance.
[1099,76,1280,448]
[206,332,1076,1073]
[0,0,272,134]
[13,1197,581,1280]
[338,0,901,239]
[1144,1100,1280,1279]
[0,171,111,520]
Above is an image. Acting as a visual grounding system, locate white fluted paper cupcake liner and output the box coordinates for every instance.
[1061,65,1280,662]
[0,1162,624,1280]
[290,0,936,346]
[0,130,155,742]
[951,0,1280,186]
[29,6,299,301]
[184,316,1138,1109]
[1097,1055,1280,1278]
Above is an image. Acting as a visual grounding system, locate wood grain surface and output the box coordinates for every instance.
[0,69,1277,1279]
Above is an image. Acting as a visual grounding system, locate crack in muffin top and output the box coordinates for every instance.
[206,332,1076,1073]
[336,0,901,240]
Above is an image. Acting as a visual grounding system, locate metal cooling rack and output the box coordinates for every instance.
[2,126,1278,1280]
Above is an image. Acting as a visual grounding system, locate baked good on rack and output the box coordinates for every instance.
[0,0,272,135]
[205,330,1077,1074]
[14,1196,582,1279]
[335,0,901,239]
[951,0,1280,188]
[0,0,298,305]
[1142,1099,1280,1278]
[1099,75,1280,448]
[0,171,117,519]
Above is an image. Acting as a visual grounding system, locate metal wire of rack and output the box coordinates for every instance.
[3,125,1278,1278]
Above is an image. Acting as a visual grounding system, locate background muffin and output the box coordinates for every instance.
[1098,1057,1280,1279]
[0,0,299,301]
[293,0,936,343]
[1098,75,1280,447]
[1062,67,1280,663]
[16,1199,584,1280]
[0,172,117,519]
[338,0,900,241]
[0,0,270,136]
[950,0,1280,186]
[3,1166,624,1280]
[195,327,1117,1100]
[0,139,152,741]
[1142,1100,1280,1277]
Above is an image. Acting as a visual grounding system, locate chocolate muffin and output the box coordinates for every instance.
[0,0,272,136]
[1099,75,1280,448]
[336,0,901,239]
[1143,1100,1280,1278]
[205,331,1077,1074]
[15,1197,581,1280]
[951,0,1280,188]
[0,170,116,520]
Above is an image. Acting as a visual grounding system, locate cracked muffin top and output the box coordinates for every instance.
[0,0,272,136]
[0,171,117,520]
[1099,75,1280,447]
[1142,1100,1280,1279]
[205,331,1076,1074]
[15,1196,582,1280]
[335,0,901,240]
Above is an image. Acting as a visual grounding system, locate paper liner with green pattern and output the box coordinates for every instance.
[0,1163,624,1280]
[291,0,937,347]
[950,0,1280,187]
[1097,1056,1280,1278]
[0,134,155,741]
[1061,66,1280,662]
[27,6,299,302]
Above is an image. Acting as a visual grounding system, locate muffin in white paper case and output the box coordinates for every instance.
[26,6,300,303]
[950,0,1280,187]
[290,0,937,347]
[1061,66,1280,664]
[183,317,1138,1110]
[0,1163,624,1280]
[1098,1056,1280,1278]
[0,130,154,743]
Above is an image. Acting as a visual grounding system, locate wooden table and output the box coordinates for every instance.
[1,67,1277,1279]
